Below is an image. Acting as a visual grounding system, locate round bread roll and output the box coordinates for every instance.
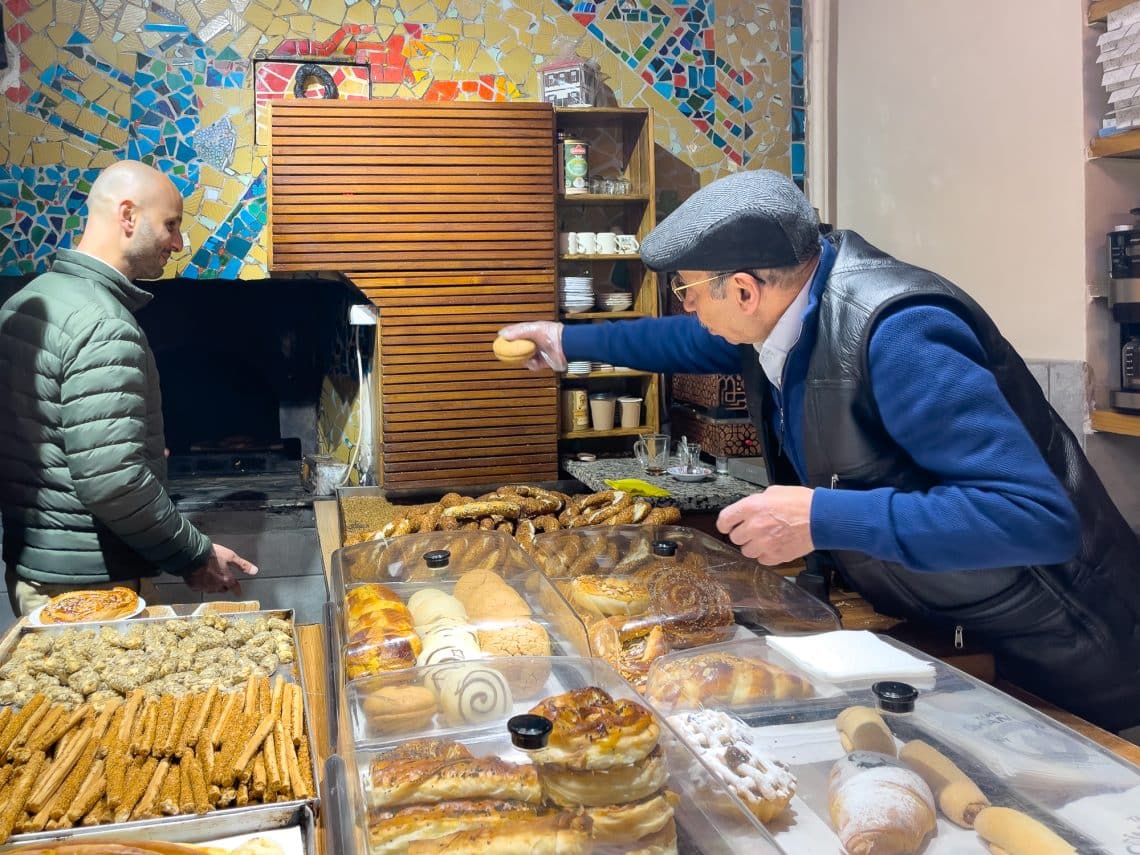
[527,687,660,771]
[570,575,650,618]
[476,619,552,698]
[461,583,531,622]
[409,589,468,629]
[430,663,513,727]
[493,336,537,365]
[362,685,439,735]
[417,627,481,668]
[541,745,668,807]
[452,569,504,601]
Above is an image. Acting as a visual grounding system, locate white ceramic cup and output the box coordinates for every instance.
[616,234,640,254]
[559,232,577,255]
[589,393,617,430]
[575,231,597,255]
[596,232,618,254]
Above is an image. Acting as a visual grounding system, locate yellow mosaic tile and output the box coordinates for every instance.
[102,0,124,18]
[501,6,534,32]
[119,3,147,35]
[231,146,255,175]
[405,1,439,24]
[342,3,373,26]
[530,32,555,56]
[501,44,533,82]
[8,112,44,138]
[433,19,462,37]
[454,40,478,72]
[241,2,276,31]
[230,28,264,57]
[374,7,396,29]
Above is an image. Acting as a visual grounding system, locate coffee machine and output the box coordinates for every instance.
[1109,223,1140,412]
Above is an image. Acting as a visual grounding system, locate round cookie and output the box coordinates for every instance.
[492,336,537,366]
[476,619,552,698]
[361,685,438,735]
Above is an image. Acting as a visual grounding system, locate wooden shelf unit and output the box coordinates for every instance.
[1091,409,1140,437]
[1088,127,1140,158]
[1089,0,1133,25]
[555,107,661,444]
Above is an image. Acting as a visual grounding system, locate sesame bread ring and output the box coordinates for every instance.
[492,336,537,365]
[541,745,668,807]
[583,789,679,843]
[527,687,660,770]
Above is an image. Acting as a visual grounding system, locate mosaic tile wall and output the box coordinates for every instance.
[1,0,798,278]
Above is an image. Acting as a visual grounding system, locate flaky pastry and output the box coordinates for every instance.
[581,789,679,843]
[527,687,660,771]
[540,745,668,807]
[39,586,139,623]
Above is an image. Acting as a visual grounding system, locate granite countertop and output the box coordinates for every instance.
[563,456,760,511]
[168,470,314,511]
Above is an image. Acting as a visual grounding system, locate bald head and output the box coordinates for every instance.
[77,160,185,280]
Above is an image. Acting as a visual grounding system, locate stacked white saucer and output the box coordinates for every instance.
[566,361,591,375]
[560,276,594,314]
[599,291,634,312]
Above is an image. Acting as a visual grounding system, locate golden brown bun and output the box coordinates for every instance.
[587,616,671,691]
[361,685,438,735]
[493,336,537,365]
[477,620,552,698]
[828,751,936,855]
[583,789,678,843]
[344,583,422,679]
[569,575,650,619]
[645,652,813,710]
[527,687,660,771]
[368,799,545,855]
[644,568,733,648]
[540,745,668,807]
[368,754,541,808]
[407,812,592,855]
[39,586,139,623]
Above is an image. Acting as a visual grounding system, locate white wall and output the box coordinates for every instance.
[829,0,1088,361]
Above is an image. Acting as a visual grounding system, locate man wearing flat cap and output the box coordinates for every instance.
[501,168,1140,733]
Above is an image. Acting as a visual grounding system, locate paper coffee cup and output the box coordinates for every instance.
[589,393,617,431]
[617,396,642,429]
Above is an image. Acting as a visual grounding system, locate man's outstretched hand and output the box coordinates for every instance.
[185,544,259,595]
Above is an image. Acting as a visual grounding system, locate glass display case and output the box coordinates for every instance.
[322,655,782,855]
[528,525,840,691]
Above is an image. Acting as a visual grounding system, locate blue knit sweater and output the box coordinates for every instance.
[562,255,1080,573]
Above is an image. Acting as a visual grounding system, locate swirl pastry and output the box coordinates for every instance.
[645,652,813,710]
[368,753,541,808]
[646,568,734,648]
[541,745,668,807]
[584,789,679,843]
[39,586,139,623]
[527,687,660,770]
[416,627,481,668]
[429,663,513,727]
[668,709,796,824]
[569,575,650,618]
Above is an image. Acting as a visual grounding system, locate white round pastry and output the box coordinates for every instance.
[430,663,513,726]
[408,588,468,628]
[417,627,481,668]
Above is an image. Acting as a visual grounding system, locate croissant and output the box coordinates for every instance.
[645,652,812,709]
[828,751,936,855]
[344,583,422,680]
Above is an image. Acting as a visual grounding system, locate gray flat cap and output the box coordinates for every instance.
[640,169,820,272]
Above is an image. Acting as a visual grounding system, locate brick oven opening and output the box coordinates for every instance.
[140,277,363,479]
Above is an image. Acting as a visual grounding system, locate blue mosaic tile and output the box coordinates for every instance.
[791,142,804,175]
[792,85,804,108]
[792,55,803,86]
[792,107,805,141]
[185,173,267,279]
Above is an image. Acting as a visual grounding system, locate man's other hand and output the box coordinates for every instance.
[185,543,259,595]
[717,486,815,565]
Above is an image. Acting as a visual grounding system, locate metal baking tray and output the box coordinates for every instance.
[0,610,321,848]
[0,803,316,854]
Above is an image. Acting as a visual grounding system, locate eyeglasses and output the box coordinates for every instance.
[667,271,728,299]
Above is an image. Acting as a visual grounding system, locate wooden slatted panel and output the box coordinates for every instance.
[268,101,558,491]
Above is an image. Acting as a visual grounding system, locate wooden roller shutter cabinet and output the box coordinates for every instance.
[267,100,558,491]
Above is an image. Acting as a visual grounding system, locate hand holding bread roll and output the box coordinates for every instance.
[899,739,989,828]
[973,806,1076,855]
[492,336,537,366]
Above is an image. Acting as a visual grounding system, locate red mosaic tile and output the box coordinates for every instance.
[404,23,423,38]
[7,0,32,18]
[7,22,30,44]
[5,82,31,104]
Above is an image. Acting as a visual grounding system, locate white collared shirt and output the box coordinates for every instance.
[753,277,813,391]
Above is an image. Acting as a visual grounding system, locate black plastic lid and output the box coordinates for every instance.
[872,680,918,713]
[423,549,451,569]
[652,539,678,557]
[507,714,553,750]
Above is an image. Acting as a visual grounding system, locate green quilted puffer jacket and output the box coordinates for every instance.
[0,249,212,584]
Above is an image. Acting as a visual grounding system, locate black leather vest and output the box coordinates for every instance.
[739,231,1140,730]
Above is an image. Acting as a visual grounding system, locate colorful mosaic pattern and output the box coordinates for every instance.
[1,0,797,278]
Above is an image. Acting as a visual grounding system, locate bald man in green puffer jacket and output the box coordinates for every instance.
[0,161,258,616]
